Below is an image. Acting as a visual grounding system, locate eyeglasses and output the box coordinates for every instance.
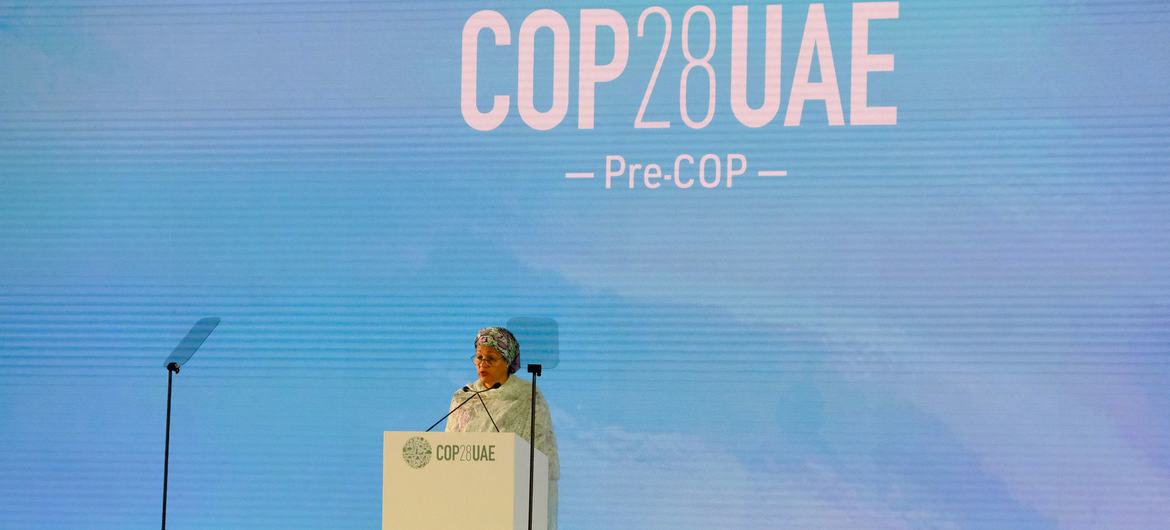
[471,354,505,366]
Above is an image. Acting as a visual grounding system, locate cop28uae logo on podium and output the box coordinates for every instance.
[402,436,433,469]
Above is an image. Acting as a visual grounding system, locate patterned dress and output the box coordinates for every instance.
[446,375,559,529]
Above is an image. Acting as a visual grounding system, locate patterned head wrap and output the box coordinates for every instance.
[475,327,520,374]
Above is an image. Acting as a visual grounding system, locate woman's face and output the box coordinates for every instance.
[474,343,510,387]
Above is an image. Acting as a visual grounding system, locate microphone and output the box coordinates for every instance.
[475,386,501,433]
[424,382,501,432]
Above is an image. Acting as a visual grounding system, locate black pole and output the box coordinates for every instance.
[159,317,218,530]
[162,362,179,530]
[526,363,542,530]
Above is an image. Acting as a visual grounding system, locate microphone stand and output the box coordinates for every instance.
[526,363,542,530]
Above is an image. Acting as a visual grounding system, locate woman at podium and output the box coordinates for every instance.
[445,327,559,529]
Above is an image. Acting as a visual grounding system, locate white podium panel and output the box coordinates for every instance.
[383,431,548,530]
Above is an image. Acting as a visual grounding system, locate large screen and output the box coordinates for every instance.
[2,1,1168,528]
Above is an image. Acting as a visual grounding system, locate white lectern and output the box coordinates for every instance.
[383,431,549,530]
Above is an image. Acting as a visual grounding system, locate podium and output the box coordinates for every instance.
[383,431,549,530]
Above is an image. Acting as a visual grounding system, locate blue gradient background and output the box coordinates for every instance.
[2,1,1168,528]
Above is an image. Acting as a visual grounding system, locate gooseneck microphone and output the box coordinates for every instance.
[424,382,501,432]
[475,389,501,433]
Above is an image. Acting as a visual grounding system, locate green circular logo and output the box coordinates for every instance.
[402,436,433,469]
